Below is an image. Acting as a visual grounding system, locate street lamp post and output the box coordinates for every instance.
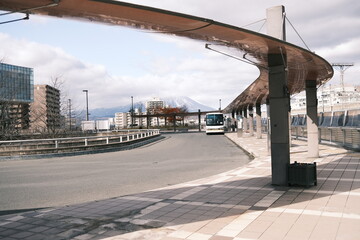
[83,90,89,121]
[219,99,221,111]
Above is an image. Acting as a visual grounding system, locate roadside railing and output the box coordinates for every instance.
[0,129,160,157]
[291,126,360,150]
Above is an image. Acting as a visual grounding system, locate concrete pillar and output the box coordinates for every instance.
[237,109,243,137]
[256,103,262,139]
[306,80,319,158]
[267,5,289,186]
[173,114,176,132]
[267,5,286,41]
[268,53,290,186]
[231,110,236,132]
[266,99,271,155]
[243,108,248,132]
[289,112,292,146]
[248,106,254,136]
[198,109,201,132]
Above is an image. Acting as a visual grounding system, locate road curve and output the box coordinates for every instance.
[0,133,250,212]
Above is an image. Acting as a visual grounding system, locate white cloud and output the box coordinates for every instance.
[0,32,256,110]
[316,37,360,86]
[317,38,360,61]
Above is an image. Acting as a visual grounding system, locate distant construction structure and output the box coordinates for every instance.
[332,63,354,92]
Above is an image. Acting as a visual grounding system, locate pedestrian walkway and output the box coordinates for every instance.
[0,133,359,240]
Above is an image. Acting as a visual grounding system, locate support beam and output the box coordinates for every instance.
[173,114,176,132]
[267,5,289,186]
[256,103,262,139]
[266,5,286,41]
[243,108,248,132]
[248,106,254,136]
[306,80,319,158]
[237,109,243,137]
[268,53,290,186]
[198,109,201,132]
[266,99,271,155]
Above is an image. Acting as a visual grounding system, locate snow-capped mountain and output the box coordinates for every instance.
[89,96,214,119]
[162,96,214,112]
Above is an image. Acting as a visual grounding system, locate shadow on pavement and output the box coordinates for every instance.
[0,150,358,239]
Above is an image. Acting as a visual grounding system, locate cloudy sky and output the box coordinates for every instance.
[0,0,359,111]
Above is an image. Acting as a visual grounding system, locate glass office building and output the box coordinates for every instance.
[0,63,34,133]
[0,63,34,103]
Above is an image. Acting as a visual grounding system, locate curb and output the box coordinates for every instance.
[0,135,165,161]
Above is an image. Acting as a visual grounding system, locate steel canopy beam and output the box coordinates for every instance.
[0,0,334,111]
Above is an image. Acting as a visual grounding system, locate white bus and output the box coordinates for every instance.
[205,113,225,134]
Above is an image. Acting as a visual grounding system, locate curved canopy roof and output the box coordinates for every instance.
[0,0,334,112]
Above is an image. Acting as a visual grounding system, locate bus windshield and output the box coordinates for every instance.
[206,114,224,126]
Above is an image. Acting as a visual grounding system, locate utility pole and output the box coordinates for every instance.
[331,63,354,92]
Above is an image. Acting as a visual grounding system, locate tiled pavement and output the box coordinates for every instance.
[1,132,359,240]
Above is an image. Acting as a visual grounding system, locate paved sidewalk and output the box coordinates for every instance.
[0,133,359,240]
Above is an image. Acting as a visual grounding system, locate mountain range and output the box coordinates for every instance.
[89,96,215,119]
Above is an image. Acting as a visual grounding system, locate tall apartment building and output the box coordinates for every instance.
[115,112,128,129]
[0,63,34,134]
[30,84,61,132]
[145,97,167,126]
[146,97,165,114]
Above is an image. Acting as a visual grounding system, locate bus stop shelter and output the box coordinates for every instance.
[0,0,334,185]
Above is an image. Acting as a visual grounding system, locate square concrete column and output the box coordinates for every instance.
[256,103,262,139]
[248,106,254,136]
[268,53,290,186]
[267,5,286,41]
[243,108,248,132]
[306,80,319,158]
[266,99,271,155]
[237,109,243,137]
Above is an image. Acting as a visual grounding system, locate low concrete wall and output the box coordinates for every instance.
[0,130,161,158]
[0,135,165,160]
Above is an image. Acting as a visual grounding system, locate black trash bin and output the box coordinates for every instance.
[288,161,317,187]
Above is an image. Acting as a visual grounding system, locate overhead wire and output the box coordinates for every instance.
[241,18,266,29]
[285,15,311,51]
[205,44,268,70]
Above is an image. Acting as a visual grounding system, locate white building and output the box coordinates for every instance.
[81,121,96,131]
[115,112,128,129]
[291,84,360,113]
[146,97,165,114]
[96,120,111,131]
[114,109,147,129]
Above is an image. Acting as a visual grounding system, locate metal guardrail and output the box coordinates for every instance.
[291,126,360,150]
[290,110,360,150]
[249,112,360,150]
[0,129,160,156]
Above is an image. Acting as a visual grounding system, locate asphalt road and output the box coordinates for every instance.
[0,133,250,212]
